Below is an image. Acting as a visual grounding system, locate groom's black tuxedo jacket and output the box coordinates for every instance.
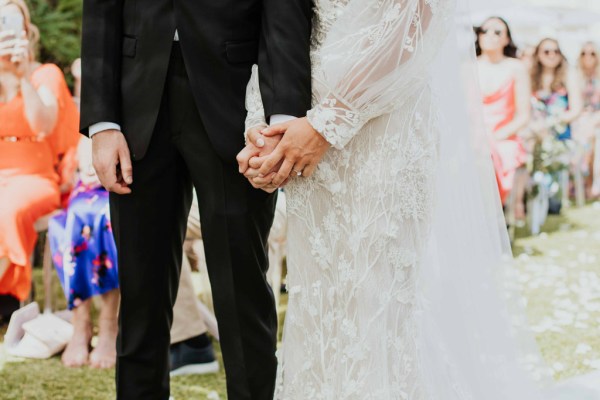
[80,0,313,161]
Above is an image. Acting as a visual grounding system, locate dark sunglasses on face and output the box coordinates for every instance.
[542,49,560,56]
[480,28,505,37]
[581,51,597,57]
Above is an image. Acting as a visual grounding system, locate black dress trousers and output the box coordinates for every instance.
[110,43,278,400]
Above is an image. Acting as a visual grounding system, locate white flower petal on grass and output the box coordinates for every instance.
[553,362,565,372]
[584,359,600,369]
[575,343,592,355]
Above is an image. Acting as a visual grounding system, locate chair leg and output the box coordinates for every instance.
[560,169,570,208]
[574,166,586,207]
[42,233,53,314]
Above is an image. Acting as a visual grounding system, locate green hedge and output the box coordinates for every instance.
[27,0,82,86]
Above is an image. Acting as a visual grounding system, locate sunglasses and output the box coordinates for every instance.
[479,28,505,37]
[542,49,560,56]
[581,51,597,57]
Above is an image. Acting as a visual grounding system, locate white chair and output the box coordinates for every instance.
[528,172,550,236]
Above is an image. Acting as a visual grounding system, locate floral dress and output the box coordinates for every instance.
[48,183,118,309]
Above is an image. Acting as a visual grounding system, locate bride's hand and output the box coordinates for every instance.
[252,118,330,187]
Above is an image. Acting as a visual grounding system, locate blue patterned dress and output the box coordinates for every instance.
[49,183,119,309]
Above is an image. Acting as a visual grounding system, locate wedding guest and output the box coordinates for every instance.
[476,17,531,220]
[529,38,583,211]
[49,136,119,369]
[574,42,600,197]
[0,0,79,321]
[530,39,583,141]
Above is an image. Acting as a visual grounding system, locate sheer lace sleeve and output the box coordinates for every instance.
[245,65,268,140]
[308,0,453,149]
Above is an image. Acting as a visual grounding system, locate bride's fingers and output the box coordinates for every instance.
[301,162,317,178]
[258,149,285,176]
[271,159,294,187]
[261,122,290,137]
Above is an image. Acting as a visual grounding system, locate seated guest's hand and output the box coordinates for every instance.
[249,118,330,189]
[0,30,29,75]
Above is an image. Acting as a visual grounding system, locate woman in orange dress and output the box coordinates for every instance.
[0,0,79,319]
[476,17,531,221]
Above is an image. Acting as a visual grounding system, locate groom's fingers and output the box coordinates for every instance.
[248,155,267,170]
[236,146,258,173]
[252,172,276,187]
[246,128,266,148]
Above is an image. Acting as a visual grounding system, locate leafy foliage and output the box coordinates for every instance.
[26,0,82,84]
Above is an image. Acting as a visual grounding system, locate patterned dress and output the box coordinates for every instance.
[532,88,571,141]
[49,183,118,309]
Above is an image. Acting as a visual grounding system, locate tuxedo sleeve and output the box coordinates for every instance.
[258,0,312,120]
[79,0,124,136]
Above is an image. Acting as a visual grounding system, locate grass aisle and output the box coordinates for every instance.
[514,202,600,381]
[1,203,599,399]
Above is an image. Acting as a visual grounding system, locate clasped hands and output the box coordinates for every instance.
[236,117,330,193]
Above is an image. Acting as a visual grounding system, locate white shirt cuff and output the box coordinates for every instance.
[89,122,121,137]
[270,114,296,126]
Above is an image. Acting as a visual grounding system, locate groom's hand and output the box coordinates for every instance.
[92,129,133,195]
[252,117,330,187]
[237,126,283,192]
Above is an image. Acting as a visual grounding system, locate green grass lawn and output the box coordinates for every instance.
[1,203,599,399]
[513,202,600,381]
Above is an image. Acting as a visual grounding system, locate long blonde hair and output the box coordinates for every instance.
[0,0,40,60]
[531,38,568,93]
[577,41,600,82]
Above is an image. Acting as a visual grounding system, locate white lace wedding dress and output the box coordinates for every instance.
[245,1,568,399]
[246,1,456,398]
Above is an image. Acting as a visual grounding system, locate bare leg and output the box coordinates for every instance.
[62,299,92,367]
[513,169,529,221]
[0,257,9,281]
[89,288,120,369]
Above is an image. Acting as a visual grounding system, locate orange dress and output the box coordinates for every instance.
[483,79,527,204]
[0,64,80,301]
